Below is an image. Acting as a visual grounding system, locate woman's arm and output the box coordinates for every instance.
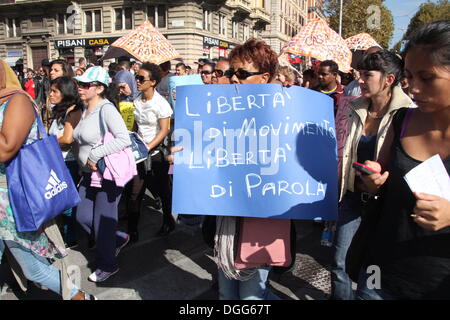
[58,109,82,146]
[147,117,170,151]
[88,103,131,164]
[0,94,35,162]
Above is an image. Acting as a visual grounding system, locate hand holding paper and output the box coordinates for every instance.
[404,154,450,231]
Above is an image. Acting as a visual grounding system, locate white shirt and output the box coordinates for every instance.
[134,90,173,145]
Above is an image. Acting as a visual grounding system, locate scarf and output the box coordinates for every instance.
[214,216,256,281]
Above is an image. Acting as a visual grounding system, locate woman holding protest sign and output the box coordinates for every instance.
[208,39,293,300]
[354,20,450,300]
[0,59,96,300]
[330,49,415,300]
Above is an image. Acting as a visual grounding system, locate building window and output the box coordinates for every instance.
[30,16,43,29]
[85,9,102,33]
[232,20,238,39]
[147,5,167,28]
[57,13,75,35]
[243,24,249,41]
[203,9,212,31]
[6,18,21,38]
[219,13,226,35]
[115,8,133,31]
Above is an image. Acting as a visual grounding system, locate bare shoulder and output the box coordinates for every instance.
[7,93,33,112]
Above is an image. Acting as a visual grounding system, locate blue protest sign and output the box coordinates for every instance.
[168,74,203,111]
[173,84,338,220]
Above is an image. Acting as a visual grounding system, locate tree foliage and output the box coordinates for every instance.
[403,0,450,40]
[325,0,394,49]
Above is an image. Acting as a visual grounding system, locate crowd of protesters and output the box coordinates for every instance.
[0,19,449,300]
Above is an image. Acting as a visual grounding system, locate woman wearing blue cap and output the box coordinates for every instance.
[73,66,132,283]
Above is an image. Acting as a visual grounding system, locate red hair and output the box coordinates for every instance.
[229,39,279,82]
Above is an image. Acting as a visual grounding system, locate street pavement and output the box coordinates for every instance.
[0,193,333,300]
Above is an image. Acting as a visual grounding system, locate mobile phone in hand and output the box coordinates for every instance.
[352,162,379,175]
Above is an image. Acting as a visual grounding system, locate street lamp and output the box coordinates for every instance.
[339,0,343,36]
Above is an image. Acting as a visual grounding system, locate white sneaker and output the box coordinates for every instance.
[115,231,130,257]
[88,268,119,283]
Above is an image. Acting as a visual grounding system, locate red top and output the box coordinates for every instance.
[24,79,36,99]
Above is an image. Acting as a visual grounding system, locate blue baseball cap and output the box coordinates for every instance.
[74,66,109,86]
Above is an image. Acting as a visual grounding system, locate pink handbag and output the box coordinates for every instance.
[234,217,292,269]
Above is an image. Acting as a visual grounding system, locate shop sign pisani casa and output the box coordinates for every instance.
[55,37,119,49]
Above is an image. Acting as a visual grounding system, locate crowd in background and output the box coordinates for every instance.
[0,19,449,300]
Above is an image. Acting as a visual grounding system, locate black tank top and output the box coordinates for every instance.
[367,108,450,299]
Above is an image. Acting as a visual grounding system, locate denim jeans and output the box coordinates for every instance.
[330,192,362,300]
[0,240,78,298]
[218,266,281,300]
[62,160,80,245]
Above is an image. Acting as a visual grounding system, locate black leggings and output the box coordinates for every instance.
[127,152,173,232]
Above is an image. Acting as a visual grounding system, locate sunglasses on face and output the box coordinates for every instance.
[226,68,264,80]
[213,69,232,78]
[135,75,152,83]
[201,70,213,76]
[77,82,98,90]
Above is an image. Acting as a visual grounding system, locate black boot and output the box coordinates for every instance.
[156,213,175,236]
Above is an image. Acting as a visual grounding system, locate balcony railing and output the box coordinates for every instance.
[250,7,270,24]
[227,0,252,14]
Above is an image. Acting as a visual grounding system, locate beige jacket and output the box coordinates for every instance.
[339,86,415,201]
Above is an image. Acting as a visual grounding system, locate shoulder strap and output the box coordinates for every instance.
[98,104,106,138]
[391,108,409,140]
[400,108,414,139]
[4,92,46,139]
[98,101,115,138]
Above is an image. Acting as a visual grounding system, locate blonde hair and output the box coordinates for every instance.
[277,66,295,83]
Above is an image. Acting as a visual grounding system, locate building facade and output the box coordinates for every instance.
[0,0,272,69]
[261,0,308,53]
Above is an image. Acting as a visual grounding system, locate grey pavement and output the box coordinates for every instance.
[0,193,333,300]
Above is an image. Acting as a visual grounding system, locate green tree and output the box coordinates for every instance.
[325,0,394,49]
[403,0,450,40]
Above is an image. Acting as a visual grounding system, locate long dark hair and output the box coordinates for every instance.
[50,59,75,78]
[98,82,120,112]
[404,20,450,67]
[357,50,404,87]
[50,77,83,125]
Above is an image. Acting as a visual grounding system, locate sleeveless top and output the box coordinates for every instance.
[367,108,450,299]
[0,97,64,260]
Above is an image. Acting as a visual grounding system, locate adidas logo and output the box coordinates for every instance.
[44,170,68,200]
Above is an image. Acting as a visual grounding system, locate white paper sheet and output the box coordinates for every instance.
[404,154,450,201]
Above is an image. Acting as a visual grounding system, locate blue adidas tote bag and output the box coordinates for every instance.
[5,99,80,232]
